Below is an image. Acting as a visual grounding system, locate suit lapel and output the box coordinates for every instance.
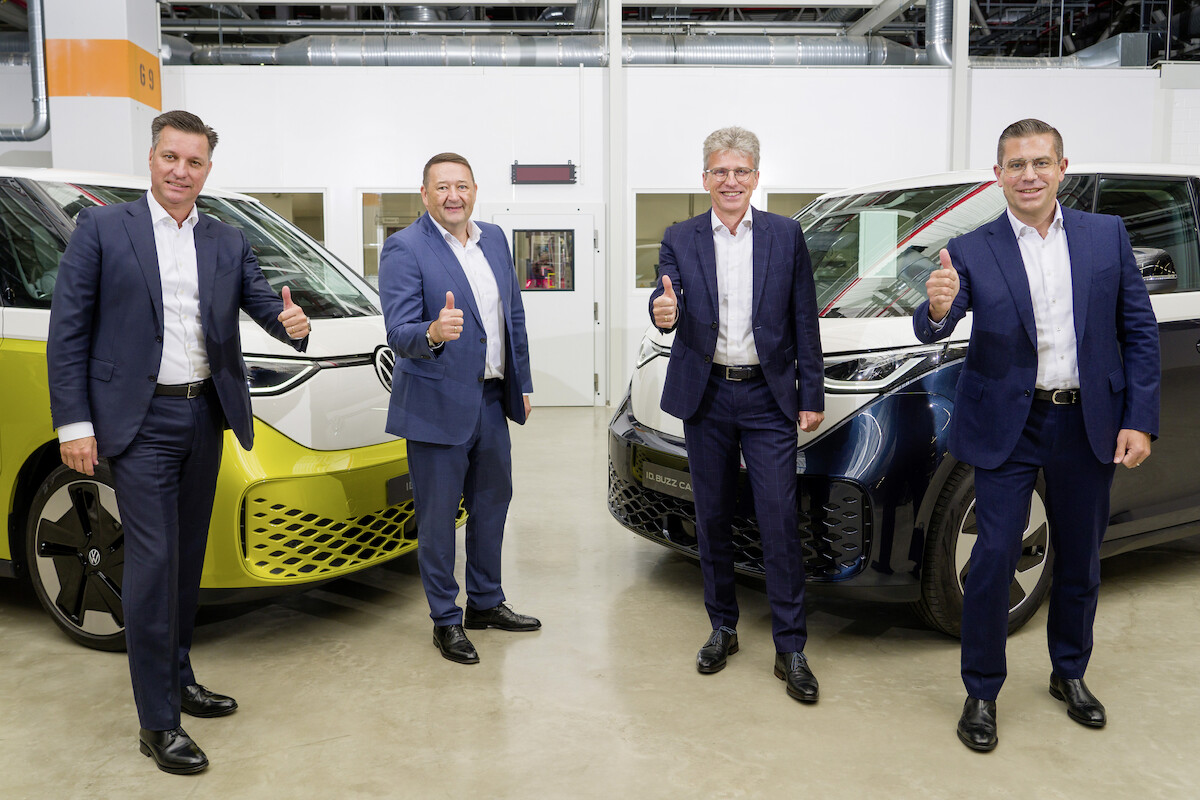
[124,197,164,329]
[984,213,1037,347]
[693,213,719,316]
[420,214,483,327]
[194,214,217,341]
[750,207,770,320]
[1063,208,1091,338]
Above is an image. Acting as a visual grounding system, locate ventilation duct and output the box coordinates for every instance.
[0,0,49,142]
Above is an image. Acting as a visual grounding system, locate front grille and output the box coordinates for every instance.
[608,464,868,580]
[243,494,417,580]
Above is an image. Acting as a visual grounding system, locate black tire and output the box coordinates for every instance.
[26,463,127,651]
[914,465,1053,637]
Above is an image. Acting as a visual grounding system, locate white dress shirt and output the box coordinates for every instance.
[58,193,210,444]
[1006,203,1080,390]
[711,208,760,366]
[431,217,505,380]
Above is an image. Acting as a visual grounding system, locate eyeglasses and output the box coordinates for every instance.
[1000,158,1060,177]
[704,168,757,182]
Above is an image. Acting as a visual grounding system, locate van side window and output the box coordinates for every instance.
[0,179,69,308]
[1097,176,1199,292]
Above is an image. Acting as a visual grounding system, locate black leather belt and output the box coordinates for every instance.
[715,364,763,381]
[1033,388,1080,405]
[154,379,213,398]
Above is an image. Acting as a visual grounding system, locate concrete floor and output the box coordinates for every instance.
[2,407,1199,799]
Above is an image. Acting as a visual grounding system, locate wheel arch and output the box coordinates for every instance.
[7,440,65,577]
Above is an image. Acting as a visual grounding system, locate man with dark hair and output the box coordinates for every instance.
[379,152,538,665]
[916,118,1160,751]
[650,126,826,703]
[48,109,310,774]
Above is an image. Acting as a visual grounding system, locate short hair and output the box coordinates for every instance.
[423,153,475,187]
[151,110,218,157]
[702,126,761,170]
[996,118,1063,166]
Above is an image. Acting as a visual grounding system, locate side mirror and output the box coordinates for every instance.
[1133,247,1177,294]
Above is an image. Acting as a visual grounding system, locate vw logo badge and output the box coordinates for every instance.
[87,548,101,567]
[374,346,395,393]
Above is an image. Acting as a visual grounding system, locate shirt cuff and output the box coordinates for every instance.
[57,421,95,444]
[928,314,947,331]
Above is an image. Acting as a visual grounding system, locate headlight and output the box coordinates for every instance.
[635,336,672,369]
[245,357,320,396]
[824,344,966,393]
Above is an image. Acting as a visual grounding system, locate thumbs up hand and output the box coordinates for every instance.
[925,249,960,323]
[278,285,310,339]
[652,275,679,328]
[429,290,465,344]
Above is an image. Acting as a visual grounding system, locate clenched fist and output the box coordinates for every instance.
[925,249,960,323]
[653,275,678,328]
[429,291,464,344]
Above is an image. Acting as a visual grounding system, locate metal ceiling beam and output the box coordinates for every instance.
[846,0,914,35]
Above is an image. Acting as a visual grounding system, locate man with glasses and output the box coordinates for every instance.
[649,126,826,702]
[915,118,1160,751]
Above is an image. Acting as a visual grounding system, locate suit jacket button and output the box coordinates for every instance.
[704,356,711,363]
[155,336,163,343]
[148,375,156,382]
[1024,390,1031,397]
[711,322,718,329]
[478,376,485,383]
[480,338,486,344]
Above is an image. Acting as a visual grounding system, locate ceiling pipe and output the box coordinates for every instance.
[0,0,49,142]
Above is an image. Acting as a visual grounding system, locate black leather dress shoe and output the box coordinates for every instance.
[433,624,480,664]
[139,727,209,775]
[696,628,738,674]
[181,683,238,718]
[773,652,819,703]
[957,697,998,752]
[1049,674,1106,728]
[463,603,541,632]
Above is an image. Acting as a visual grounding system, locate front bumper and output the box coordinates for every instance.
[607,395,871,583]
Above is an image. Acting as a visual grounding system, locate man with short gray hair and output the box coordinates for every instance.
[650,126,826,702]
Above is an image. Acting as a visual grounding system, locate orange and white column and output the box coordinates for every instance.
[45,0,160,174]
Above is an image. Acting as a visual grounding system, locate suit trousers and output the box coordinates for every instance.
[683,372,808,653]
[963,400,1116,700]
[108,392,224,731]
[407,380,511,626]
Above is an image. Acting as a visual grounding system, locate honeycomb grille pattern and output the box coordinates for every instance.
[608,464,868,580]
[243,494,417,579]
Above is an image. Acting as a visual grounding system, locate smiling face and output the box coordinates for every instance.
[994,133,1067,231]
[421,161,477,239]
[703,149,759,227]
[148,126,212,223]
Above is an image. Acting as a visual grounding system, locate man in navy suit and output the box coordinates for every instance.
[48,110,310,773]
[914,119,1160,752]
[379,153,538,666]
[649,127,826,702]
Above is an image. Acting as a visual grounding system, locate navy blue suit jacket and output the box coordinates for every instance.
[649,208,825,423]
[47,195,305,458]
[913,207,1160,469]
[379,213,533,446]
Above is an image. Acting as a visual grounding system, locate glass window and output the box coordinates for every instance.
[767,192,821,219]
[40,182,378,320]
[362,192,424,284]
[513,229,574,291]
[1097,176,1199,292]
[797,181,1007,318]
[245,192,325,244]
[0,178,72,308]
[634,193,711,288]
[1057,174,1096,212]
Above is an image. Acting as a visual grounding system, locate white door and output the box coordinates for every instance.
[492,213,595,406]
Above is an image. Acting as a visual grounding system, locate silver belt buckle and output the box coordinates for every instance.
[724,365,741,382]
[1051,389,1074,405]
[186,381,204,399]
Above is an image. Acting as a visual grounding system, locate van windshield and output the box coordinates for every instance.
[39,182,378,319]
[797,181,1005,319]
